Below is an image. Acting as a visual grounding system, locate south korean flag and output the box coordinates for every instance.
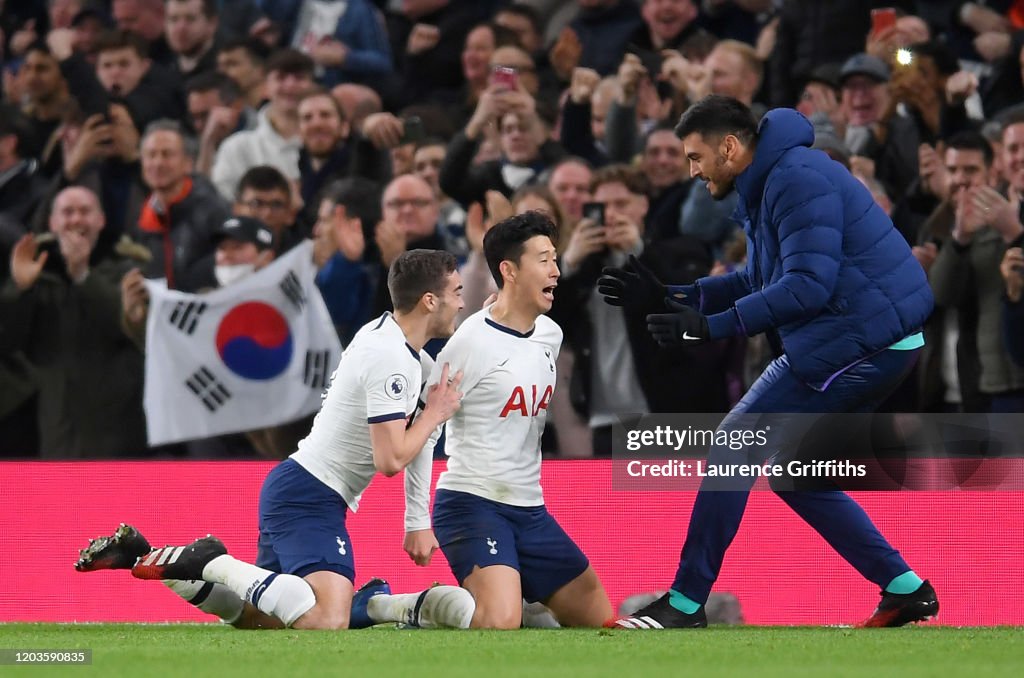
[142,241,342,445]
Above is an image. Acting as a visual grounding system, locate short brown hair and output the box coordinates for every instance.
[95,29,149,59]
[238,165,292,200]
[589,164,651,196]
[265,48,314,78]
[167,0,218,19]
[388,249,457,313]
[299,87,346,122]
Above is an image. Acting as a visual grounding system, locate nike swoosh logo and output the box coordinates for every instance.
[682,332,702,341]
[498,358,509,366]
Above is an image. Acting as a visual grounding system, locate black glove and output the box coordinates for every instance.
[646,298,711,347]
[597,254,666,314]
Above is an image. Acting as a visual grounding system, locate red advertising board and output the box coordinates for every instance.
[3,461,1020,625]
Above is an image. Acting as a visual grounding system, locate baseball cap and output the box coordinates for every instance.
[213,216,275,250]
[839,54,890,85]
[799,63,842,91]
[71,5,114,29]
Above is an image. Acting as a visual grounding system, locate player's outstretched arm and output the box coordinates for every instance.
[403,423,441,566]
[369,363,463,477]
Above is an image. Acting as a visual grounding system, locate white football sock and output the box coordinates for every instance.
[163,579,244,624]
[367,592,417,625]
[202,555,315,627]
[522,600,560,628]
[417,586,475,629]
[368,586,475,629]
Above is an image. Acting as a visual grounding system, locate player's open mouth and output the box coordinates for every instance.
[542,284,556,301]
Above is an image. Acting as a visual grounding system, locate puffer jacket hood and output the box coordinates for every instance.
[697,108,933,390]
[736,108,815,212]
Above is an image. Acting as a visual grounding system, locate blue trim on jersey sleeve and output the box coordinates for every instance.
[485,317,535,338]
[372,313,389,330]
[367,412,407,424]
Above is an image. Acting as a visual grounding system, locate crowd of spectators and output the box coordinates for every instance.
[2,0,1024,459]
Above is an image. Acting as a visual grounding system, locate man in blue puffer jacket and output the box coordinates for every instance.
[601,96,938,629]
[259,0,392,88]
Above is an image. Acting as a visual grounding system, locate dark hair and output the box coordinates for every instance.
[496,4,543,41]
[483,211,558,289]
[678,29,717,62]
[265,48,314,78]
[61,98,87,127]
[0,103,32,158]
[945,130,994,167]
[590,163,651,196]
[492,23,521,49]
[389,249,458,313]
[95,29,149,59]
[675,95,758,146]
[415,136,447,152]
[467,21,522,51]
[643,120,680,150]
[320,177,382,235]
[995,104,1024,129]
[167,0,218,18]
[186,71,241,103]
[237,165,292,199]
[910,40,959,77]
[220,36,272,65]
[23,39,54,59]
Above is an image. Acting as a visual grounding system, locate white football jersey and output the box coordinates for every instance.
[431,306,561,507]
[291,313,426,512]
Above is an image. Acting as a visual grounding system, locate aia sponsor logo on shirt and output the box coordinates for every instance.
[499,385,553,417]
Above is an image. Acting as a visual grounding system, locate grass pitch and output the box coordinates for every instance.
[2,624,1021,677]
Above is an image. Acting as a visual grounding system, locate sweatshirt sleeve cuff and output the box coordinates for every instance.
[706,307,743,339]
[404,518,432,532]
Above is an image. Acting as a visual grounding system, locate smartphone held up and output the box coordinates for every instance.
[582,201,605,227]
[492,65,519,91]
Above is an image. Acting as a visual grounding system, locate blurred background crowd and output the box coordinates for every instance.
[2,0,1024,460]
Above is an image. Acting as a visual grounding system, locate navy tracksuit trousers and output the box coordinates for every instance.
[672,348,919,602]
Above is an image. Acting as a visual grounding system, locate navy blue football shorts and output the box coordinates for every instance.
[256,458,355,582]
[432,489,589,603]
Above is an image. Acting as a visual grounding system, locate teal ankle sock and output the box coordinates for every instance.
[885,571,924,594]
[668,589,702,614]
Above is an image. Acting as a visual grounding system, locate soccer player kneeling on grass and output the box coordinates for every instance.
[417,211,614,628]
[76,250,475,630]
